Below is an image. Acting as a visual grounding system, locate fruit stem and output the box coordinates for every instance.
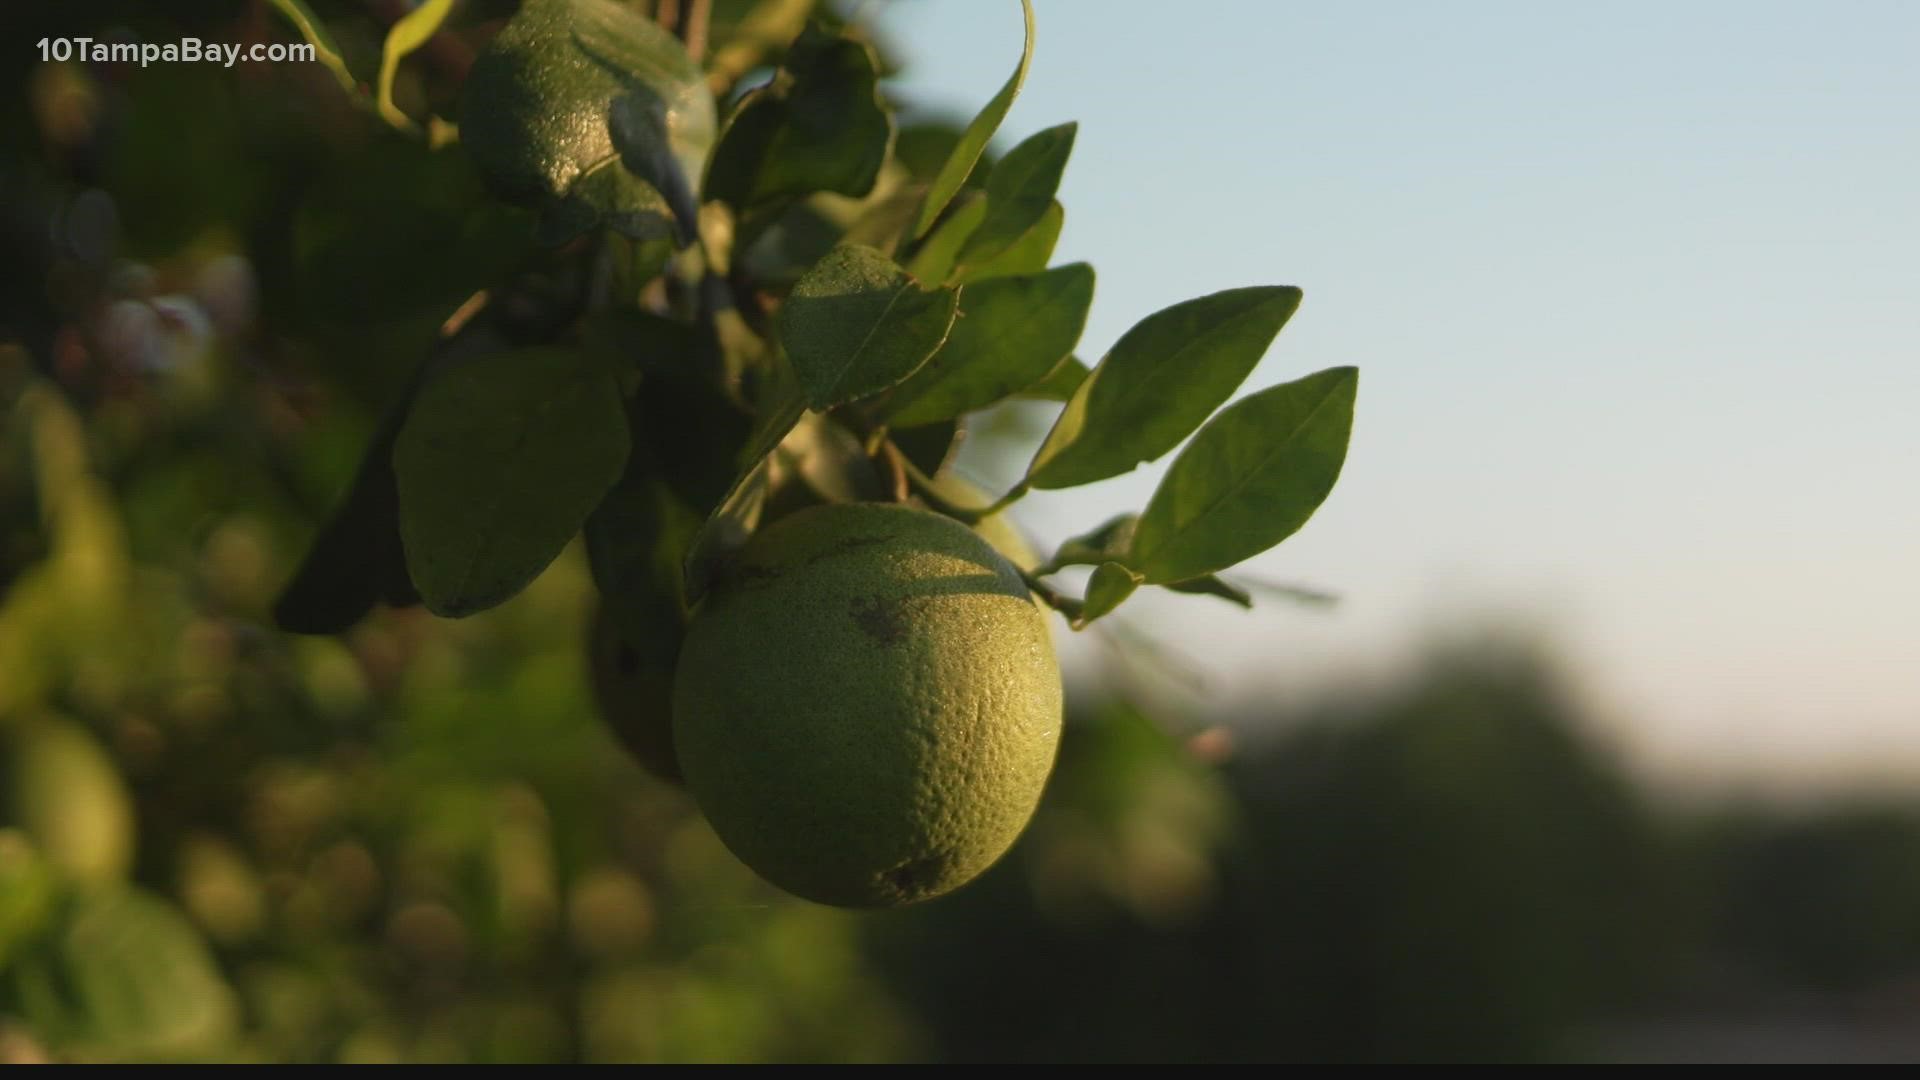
[898,459,980,522]
[982,480,1030,517]
[897,455,1029,526]
[684,0,712,62]
[660,0,713,61]
[897,453,1033,525]
[1020,571,1084,623]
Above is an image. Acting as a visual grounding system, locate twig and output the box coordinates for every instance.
[438,290,490,338]
[897,453,992,524]
[894,449,1032,525]
[1020,570,1084,622]
[982,479,1030,518]
[874,439,911,503]
[681,0,711,62]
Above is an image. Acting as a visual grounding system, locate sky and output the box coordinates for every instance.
[865,0,1920,790]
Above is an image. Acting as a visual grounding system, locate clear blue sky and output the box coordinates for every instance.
[868,0,1920,789]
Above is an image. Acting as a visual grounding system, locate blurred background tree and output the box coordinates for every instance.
[7,0,1920,1064]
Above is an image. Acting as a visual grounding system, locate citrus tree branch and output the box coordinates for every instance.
[896,452,991,524]
[1020,570,1084,622]
[681,0,711,62]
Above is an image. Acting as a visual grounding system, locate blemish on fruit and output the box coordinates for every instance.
[850,595,908,644]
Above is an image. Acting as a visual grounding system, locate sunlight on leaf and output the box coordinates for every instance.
[909,0,1036,239]
[376,0,457,130]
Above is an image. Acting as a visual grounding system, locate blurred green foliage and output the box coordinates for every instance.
[7,0,1920,1064]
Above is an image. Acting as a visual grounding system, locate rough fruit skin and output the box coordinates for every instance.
[459,0,715,206]
[673,502,1062,908]
[925,472,1039,571]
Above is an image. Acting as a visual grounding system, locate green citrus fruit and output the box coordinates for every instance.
[460,0,715,228]
[672,502,1062,907]
[587,604,682,783]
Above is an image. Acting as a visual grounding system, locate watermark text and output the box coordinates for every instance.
[36,37,315,69]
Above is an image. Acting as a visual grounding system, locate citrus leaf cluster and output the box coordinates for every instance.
[271,0,1361,905]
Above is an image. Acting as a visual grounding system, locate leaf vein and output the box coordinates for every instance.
[1135,371,1353,571]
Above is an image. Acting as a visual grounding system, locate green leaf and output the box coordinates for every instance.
[893,122,1000,187]
[773,411,891,503]
[1026,286,1303,490]
[588,602,683,781]
[635,373,757,513]
[0,836,57,970]
[1164,574,1252,609]
[1130,366,1357,585]
[585,476,688,636]
[734,371,811,476]
[376,0,455,129]
[273,386,423,634]
[778,244,959,409]
[683,455,774,600]
[841,184,928,255]
[879,263,1094,427]
[1040,512,1137,573]
[394,347,630,617]
[904,194,986,284]
[907,194,1063,291]
[584,431,701,645]
[1161,574,1336,609]
[953,122,1076,270]
[909,0,1036,239]
[295,139,527,326]
[889,419,962,478]
[737,199,850,286]
[583,369,752,633]
[272,426,415,634]
[956,200,1062,284]
[681,377,807,597]
[459,0,714,237]
[580,308,713,380]
[16,887,238,1060]
[704,25,892,210]
[1021,354,1089,402]
[1074,561,1142,629]
[265,0,358,94]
